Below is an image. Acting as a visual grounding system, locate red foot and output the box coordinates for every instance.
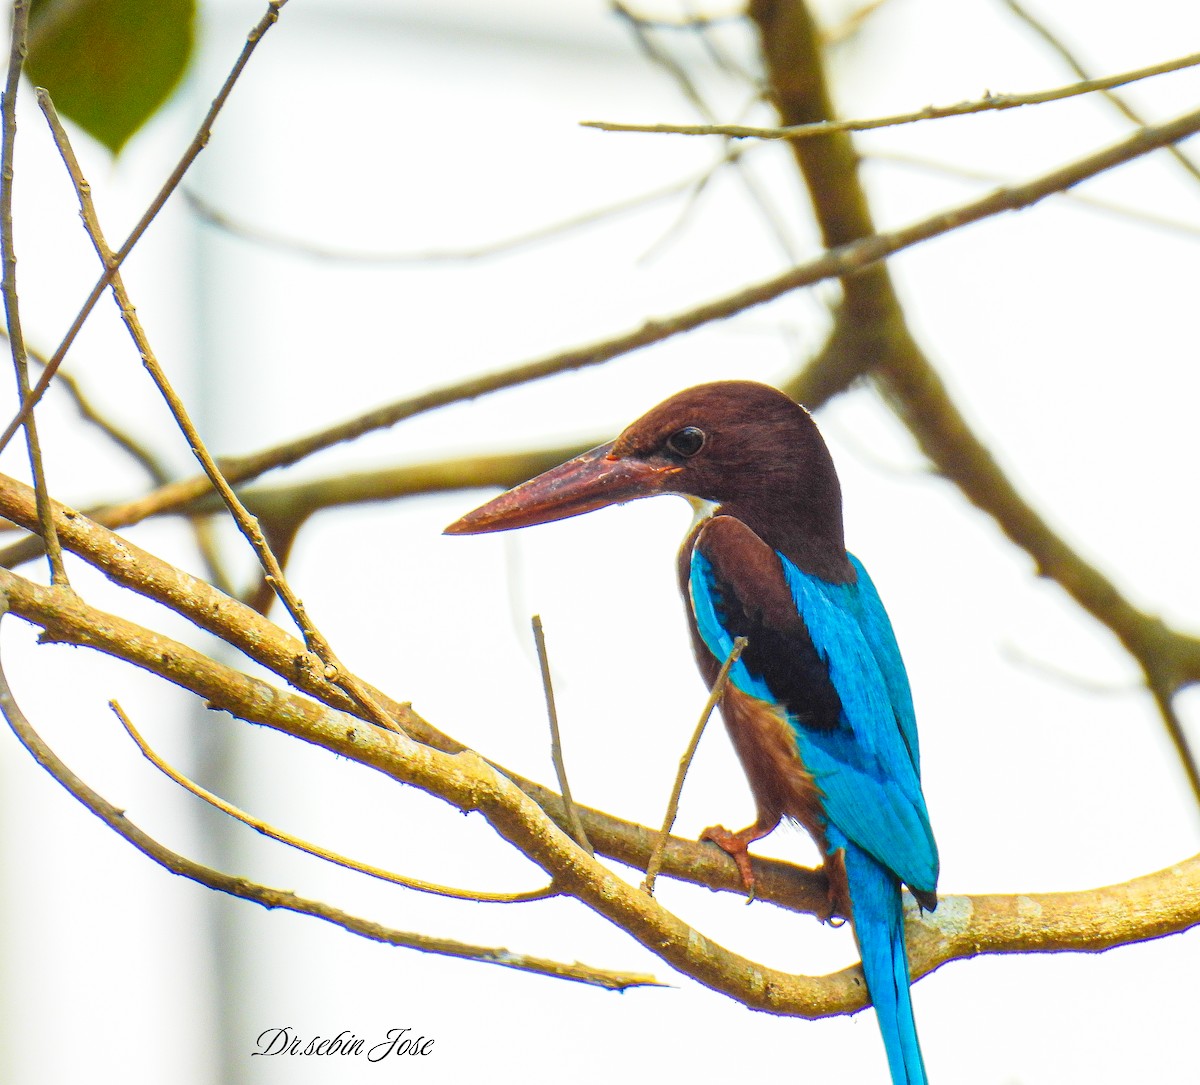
[701,822,772,898]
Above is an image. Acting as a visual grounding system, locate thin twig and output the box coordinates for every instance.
[582,48,1200,140]
[531,615,592,855]
[614,1,721,117]
[1146,679,1200,803]
[643,636,746,895]
[823,0,892,46]
[36,88,406,742]
[0,0,67,586]
[1000,642,1139,696]
[18,334,171,484]
[0,617,652,991]
[609,9,744,31]
[0,0,291,459]
[681,0,757,84]
[111,699,556,903]
[185,163,726,263]
[614,0,799,263]
[1001,0,1200,188]
[0,329,234,592]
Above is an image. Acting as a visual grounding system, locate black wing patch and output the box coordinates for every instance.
[695,516,843,734]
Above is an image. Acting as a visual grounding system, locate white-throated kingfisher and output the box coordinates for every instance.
[446,381,938,1084]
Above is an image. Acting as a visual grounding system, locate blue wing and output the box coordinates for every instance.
[690,543,937,895]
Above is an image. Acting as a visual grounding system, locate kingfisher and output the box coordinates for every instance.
[446,380,938,1084]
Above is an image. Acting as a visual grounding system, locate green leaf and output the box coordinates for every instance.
[26,0,196,155]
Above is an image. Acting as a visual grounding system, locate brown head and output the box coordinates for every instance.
[446,380,850,579]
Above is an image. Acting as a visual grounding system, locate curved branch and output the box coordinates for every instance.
[112,700,556,905]
[0,628,653,991]
[185,156,737,264]
[0,561,1197,1019]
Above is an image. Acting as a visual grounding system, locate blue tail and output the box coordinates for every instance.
[830,826,927,1085]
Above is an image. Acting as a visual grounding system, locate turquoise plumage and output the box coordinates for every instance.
[447,380,940,1083]
[691,546,937,1084]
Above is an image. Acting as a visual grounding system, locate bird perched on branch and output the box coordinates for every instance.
[446,380,939,1085]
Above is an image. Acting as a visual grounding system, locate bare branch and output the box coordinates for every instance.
[184,163,727,264]
[1,0,68,586]
[643,636,746,895]
[111,699,557,905]
[1001,0,1200,187]
[0,567,859,1013]
[865,149,1200,243]
[582,49,1200,140]
[1145,680,1200,803]
[0,561,1197,1017]
[823,0,892,46]
[531,615,592,856]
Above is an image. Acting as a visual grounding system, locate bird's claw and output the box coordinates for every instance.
[701,823,758,900]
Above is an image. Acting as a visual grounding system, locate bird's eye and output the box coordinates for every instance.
[666,426,706,458]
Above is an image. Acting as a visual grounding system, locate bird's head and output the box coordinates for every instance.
[445,381,845,566]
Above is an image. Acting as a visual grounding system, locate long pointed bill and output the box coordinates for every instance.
[445,441,676,535]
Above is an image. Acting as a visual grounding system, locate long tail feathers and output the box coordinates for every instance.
[832,828,928,1085]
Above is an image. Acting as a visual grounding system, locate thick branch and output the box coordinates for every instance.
[747,0,924,408]
[750,0,1200,801]
[912,859,1200,962]
[0,568,866,1015]
[875,350,1200,692]
[0,564,1197,1018]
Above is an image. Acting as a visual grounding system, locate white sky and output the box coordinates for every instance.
[1,1,1199,1082]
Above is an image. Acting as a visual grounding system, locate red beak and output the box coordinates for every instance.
[444,441,675,535]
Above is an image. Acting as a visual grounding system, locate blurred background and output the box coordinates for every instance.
[1,0,1198,1081]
